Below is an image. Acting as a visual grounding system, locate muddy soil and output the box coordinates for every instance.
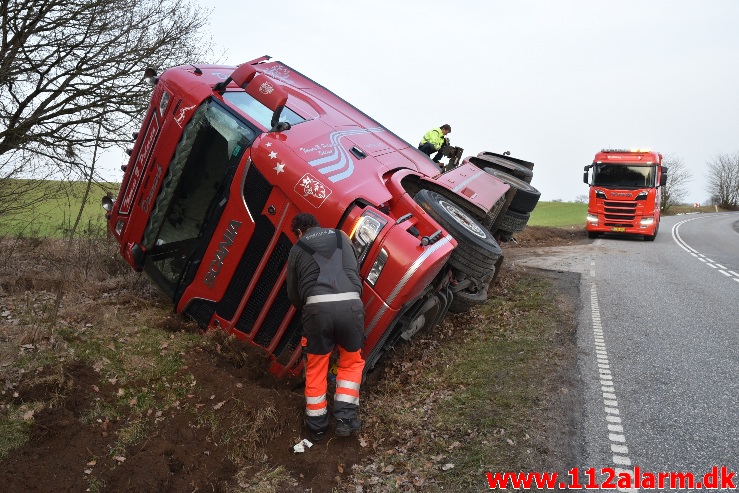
[0,226,586,492]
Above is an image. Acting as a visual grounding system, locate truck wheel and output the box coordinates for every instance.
[448,284,489,313]
[588,231,600,239]
[497,209,530,235]
[468,155,534,183]
[483,168,541,213]
[414,189,501,279]
[477,151,535,171]
[644,224,658,241]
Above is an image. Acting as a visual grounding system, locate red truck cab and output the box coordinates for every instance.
[103,56,511,377]
[583,149,667,241]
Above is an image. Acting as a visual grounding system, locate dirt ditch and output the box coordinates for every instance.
[0,227,586,492]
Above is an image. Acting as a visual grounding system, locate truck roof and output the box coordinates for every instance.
[594,149,662,165]
[166,61,445,219]
[186,61,435,173]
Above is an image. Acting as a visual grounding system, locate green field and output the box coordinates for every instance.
[11,179,718,238]
[528,201,587,227]
[0,180,120,238]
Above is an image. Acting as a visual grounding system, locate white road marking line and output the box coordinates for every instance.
[613,455,632,466]
[590,282,634,475]
[672,216,739,285]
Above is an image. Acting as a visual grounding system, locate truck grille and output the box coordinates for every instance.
[234,233,291,341]
[184,165,302,365]
[603,200,636,225]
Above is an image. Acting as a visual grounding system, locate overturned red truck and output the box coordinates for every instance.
[103,56,525,377]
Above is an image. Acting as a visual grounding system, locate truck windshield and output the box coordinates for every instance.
[141,99,256,299]
[592,164,656,188]
[222,91,306,129]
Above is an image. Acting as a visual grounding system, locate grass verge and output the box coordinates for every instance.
[354,266,581,491]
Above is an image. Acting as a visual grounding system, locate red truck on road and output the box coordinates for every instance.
[103,56,515,377]
[583,149,667,241]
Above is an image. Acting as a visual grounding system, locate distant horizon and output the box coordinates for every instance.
[87,0,739,206]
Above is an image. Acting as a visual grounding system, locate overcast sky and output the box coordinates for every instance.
[103,1,739,204]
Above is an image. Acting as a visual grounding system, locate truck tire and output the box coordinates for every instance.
[448,283,489,313]
[414,189,501,279]
[484,168,541,213]
[478,151,535,171]
[588,231,600,239]
[497,209,530,235]
[468,155,534,183]
[644,223,658,241]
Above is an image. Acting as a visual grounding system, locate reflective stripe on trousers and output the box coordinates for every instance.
[304,347,365,429]
[333,346,364,420]
[304,353,330,431]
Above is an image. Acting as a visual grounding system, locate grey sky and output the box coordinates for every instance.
[104,1,739,204]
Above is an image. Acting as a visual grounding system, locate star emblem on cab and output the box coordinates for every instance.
[274,162,285,174]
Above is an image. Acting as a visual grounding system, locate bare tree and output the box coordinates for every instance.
[660,154,692,211]
[705,153,739,208]
[0,0,212,215]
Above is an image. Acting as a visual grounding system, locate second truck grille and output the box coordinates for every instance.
[604,200,637,224]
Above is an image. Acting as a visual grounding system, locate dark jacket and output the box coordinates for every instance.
[286,227,362,309]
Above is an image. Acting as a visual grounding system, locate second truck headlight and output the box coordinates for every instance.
[366,248,388,286]
[350,211,387,265]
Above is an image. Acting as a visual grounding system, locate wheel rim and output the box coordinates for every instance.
[439,200,487,239]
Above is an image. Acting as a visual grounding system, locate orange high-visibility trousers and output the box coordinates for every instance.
[304,352,330,431]
[333,346,364,420]
[304,346,364,431]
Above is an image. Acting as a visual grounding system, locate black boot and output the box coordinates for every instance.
[304,418,326,442]
[308,428,326,442]
[335,418,361,437]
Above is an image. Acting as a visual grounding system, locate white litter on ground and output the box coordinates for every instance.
[292,438,314,453]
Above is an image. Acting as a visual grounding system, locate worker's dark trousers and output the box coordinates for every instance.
[302,299,365,433]
[418,142,445,162]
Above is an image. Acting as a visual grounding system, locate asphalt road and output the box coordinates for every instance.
[512,212,739,490]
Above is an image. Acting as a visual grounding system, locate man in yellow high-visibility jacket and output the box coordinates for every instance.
[418,124,451,164]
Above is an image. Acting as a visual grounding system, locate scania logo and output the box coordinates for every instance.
[611,192,632,197]
[204,220,242,288]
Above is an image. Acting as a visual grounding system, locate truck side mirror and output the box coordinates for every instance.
[660,173,667,187]
[231,64,258,88]
[583,171,589,184]
[245,74,289,129]
[213,64,258,92]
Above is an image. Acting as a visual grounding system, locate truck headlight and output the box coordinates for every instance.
[350,211,387,264]
[366,248,388,286]
[587,214,599,224]
[640,216,654,226]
